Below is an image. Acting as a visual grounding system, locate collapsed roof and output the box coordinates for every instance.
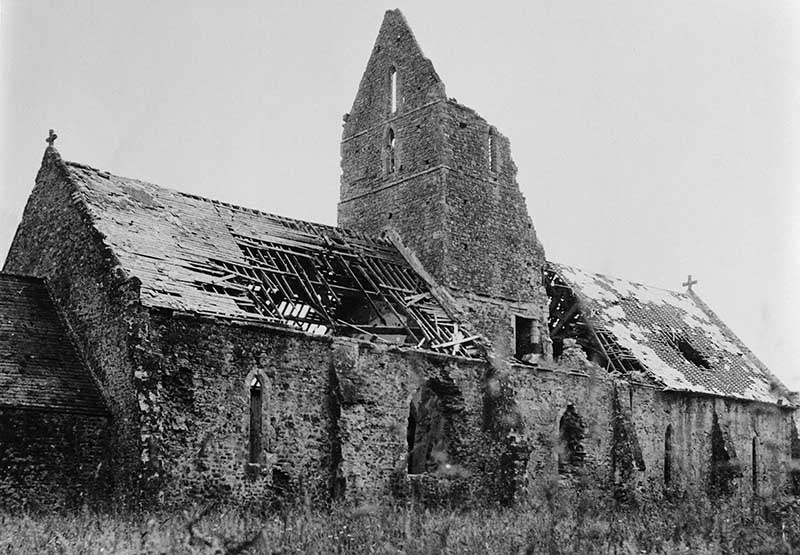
[64,157,480,358]
[0,274,107,415]
[546,263,792,405]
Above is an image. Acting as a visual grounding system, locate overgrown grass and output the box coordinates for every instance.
[1,483,798,554]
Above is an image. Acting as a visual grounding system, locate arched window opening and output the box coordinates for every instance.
[752,437,758,494]
[249,377,263,464]
[390,67,397,113]
[406,402,417,473]
[488,127,497,172]
[664,424,673,486]
[558,404,586,475]
[385,128,396,174]
[709,411,739,496]
[407,383,447,474]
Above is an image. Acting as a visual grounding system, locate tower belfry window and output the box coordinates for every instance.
[386,128,396,174]
[488,127,497,172]
[390,67,397,113]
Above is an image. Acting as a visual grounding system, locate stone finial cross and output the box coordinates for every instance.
[682,274,698,292]
[46,129,57,147]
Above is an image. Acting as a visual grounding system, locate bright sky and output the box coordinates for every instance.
[2,1,798,391]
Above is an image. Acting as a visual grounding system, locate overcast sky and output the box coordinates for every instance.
[1,1,798,391]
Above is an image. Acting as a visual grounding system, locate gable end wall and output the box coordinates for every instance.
[3,149,146,499]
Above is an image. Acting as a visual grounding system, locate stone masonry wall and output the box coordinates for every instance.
[339,9,448,280]
[339,11,548,358]
[438,101,545,303]
[138,311,334,505]
[0,408,111,509]
[131,305,795,506]
[137,310,492,506]
[3,147,146,499]
[510,362,795,497]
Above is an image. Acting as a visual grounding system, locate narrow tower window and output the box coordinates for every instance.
[249,377,263,464]
[390,67,397,113]
[488,127,497,172]
[385,128,396,174]
[664,424,673,486]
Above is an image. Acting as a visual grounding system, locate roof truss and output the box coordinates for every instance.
[191,218,480,358]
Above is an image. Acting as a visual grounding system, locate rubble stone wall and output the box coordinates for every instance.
[511,364,794,497]
[120,305,797,505]
[139,311,490,506]
[3,148,146,498]
[338,11,546,313]
[0,408,111,508]
[438,102,545,302]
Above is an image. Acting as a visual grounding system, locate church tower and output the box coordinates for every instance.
[339,10,548,356]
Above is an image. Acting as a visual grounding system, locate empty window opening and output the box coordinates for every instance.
[514,316,538,361]
[407,383,447,474]
[385,128,396,174]
[406,402,417,473]
[558,404,586,475]
[390,67,397,113]
[249,377,263,464]
[752,437,758,494]
[664,424,673,486]
[488,127,497,172]
[709,412,739,496]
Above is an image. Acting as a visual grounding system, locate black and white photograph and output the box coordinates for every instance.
[1,1,798,553]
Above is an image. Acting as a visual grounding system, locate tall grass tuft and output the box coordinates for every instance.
[0,483,798,554]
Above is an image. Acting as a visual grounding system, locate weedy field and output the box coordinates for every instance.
[1,482,799,554]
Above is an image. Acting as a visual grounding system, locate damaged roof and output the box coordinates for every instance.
[0,274,107,415]
[63,155,480,358]
[548,263,792,405]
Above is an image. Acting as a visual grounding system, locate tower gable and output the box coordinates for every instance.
[343,9,445,137]
[339,10,545,308]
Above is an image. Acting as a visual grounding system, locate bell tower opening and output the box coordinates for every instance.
[390,67,397,113]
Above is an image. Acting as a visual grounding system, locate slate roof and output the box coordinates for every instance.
[0,274,107,415]
[550,263,792,405]
[62,155,480,357]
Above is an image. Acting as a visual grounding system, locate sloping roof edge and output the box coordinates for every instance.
[547,261,794,407]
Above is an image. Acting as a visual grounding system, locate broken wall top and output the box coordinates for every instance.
[549,263,792,406]
[0,273,107,415]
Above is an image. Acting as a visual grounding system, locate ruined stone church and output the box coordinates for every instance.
[1,10,798,507]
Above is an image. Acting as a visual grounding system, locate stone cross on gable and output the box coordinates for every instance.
[682,274,698,292]
[46,129,57,147]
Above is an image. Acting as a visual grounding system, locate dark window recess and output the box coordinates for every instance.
[407,384,447,474]
[515,316,537,360]
[664,424,673,486]
[249,379,263,464]
[752,437,758,494]
[558,404,586,474]
[386,128,396,174]
[406,402,417,473]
